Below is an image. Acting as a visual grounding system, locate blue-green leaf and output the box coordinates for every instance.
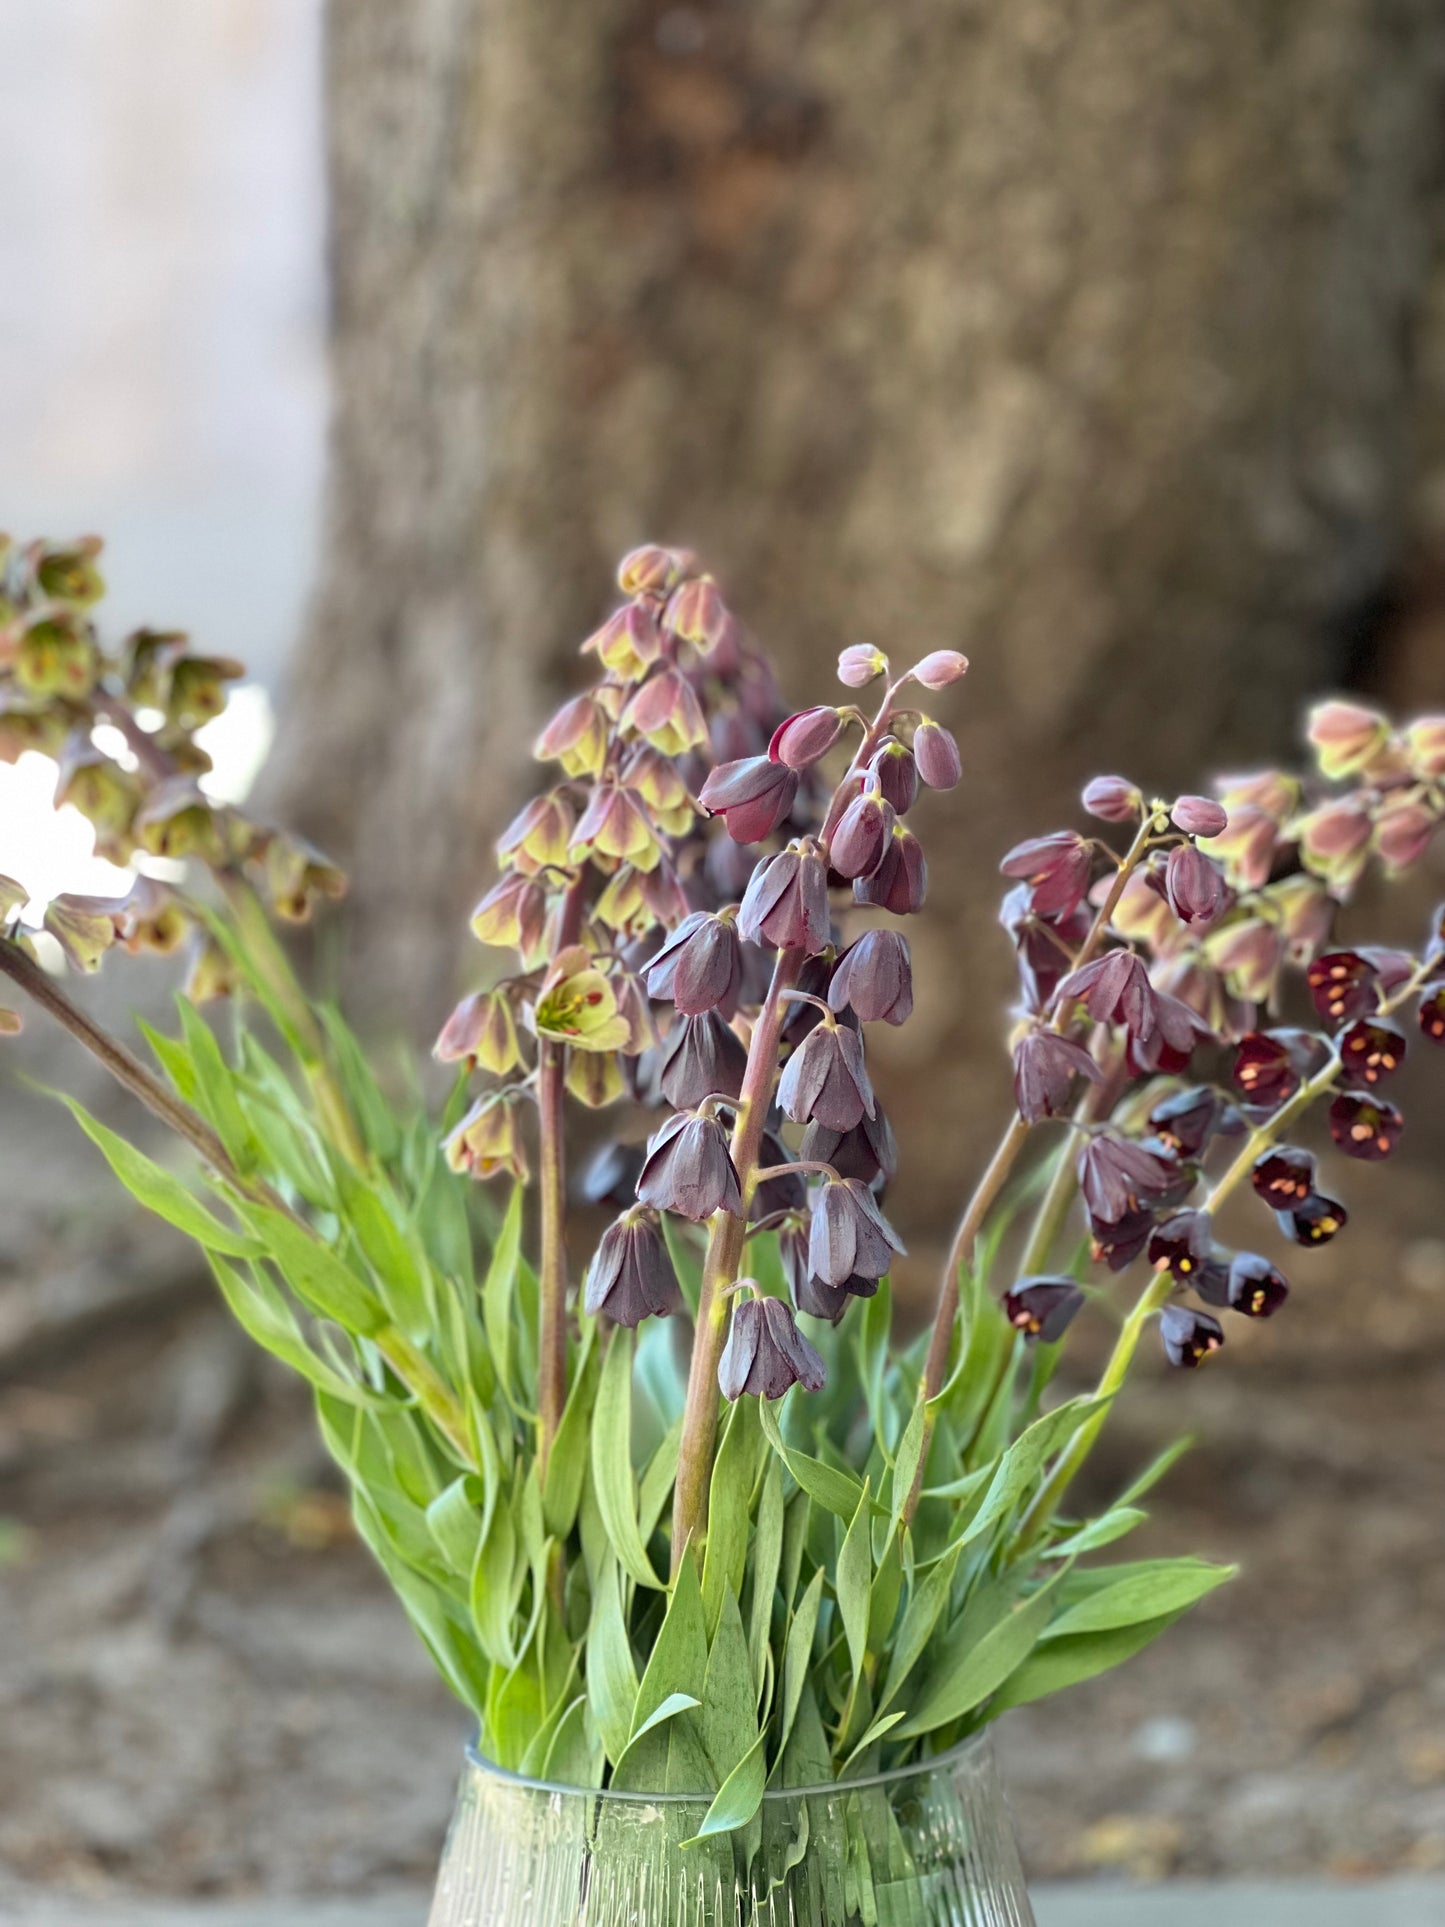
[591,1330,663,1590]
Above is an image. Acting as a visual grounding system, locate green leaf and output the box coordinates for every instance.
[591,1330,663,1590]
[482,1184,524,1405]
[701,1396,764,1636]
[990,1609,1190,1714]
[587,1559,639,1765]
[961,1395,1113,1551]
[139,1020,202,1110]
[59,1097,262,1259]
[759,1398,868,1522]
[839,1710,906,1776]
[610,1692,702,1788]
[1043,1559,1236,1640]
[541,1695,597,1788]
[683,1731,767,1845]
[895,1579,1060,1738]
[542,1325,599,1540]
[774,1568,824,1765]
[177,996,256,1171]
[1116,1434,1193,1507]
[470,1489,518,1669]
[876,1542,962,1714]
[660,1214,704,1320]
[206,1254,365,1401]
[237,1202,387,1333]
[836,1481,873,1681]
[426,1475,483,1575]
[889,1398,927,1530]
[702,1589,759,1785]
[1042,1506,1148,1558]
[748,1459,785,1700]
[632,1554,708,1739]
[337,1168,431,1330]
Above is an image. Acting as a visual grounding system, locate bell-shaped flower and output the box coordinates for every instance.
[854,826,927,915]
[471,872,549,957]
[1306,950,1381,1027]
[1251,1145,1316,1209]
[999,831,1092,920]
[1340,1015,1406,1087]
[1227,1252,1289,1318]
[658,1009,748,1108]
[914,720,961,790]
[1420,985,1445,1045]
[1275,1192,1348,1247]
[1306,699,1391,781]
[635,1110,742,1221]
[663,573,730,650]
[583,1210,682,1326]
[1002,1278,1085,1342]
[830,789,894,881]
[828,929,913,1026]
[769,706,843,769]
[718,1292,827,1400]
[435,988,522,1075]
[799,1106,899,1187]
[531,946,634,1053]
[1148,1086,1230,1159]
[618,544,691,597]
[1159,1303,1224,1369]
[1077,1131,1181,1227]
[739,844,830,953]
[535,693,608,777]
[569,782,662,873]
[1056,949,1159,1038]
[646,910,744,1015]
[496,792,575,875]
[778,1019,875,1132]
[837,645,887,688]
[1165,843,1228,928]
[869,739,919,814]
[1013,1030,1102,1123]
[623,668,708,755]
[444,1092,529,1183]
[1329,1091,1404,1162]
[700,755,800,844]
[1147,1209,1211,1283]
[586,600,663,680]
[807,1176,905,1287]
[42,894,119,973]
[779,1223,877,1324]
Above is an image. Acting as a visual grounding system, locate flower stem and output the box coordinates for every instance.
[671,947,802,1573]
[1014,1040,1122,1279]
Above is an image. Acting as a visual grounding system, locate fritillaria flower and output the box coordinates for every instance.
[1165,843,1228,929]
[808,1176,906,1287]
[854,827,927,914]
[646,910,744,1015]
[769,707,843,769]
[617,543,690,595]
[1056,949,1159,1038]
[42,894,118,973]
[535,693,608,776]
[532,946,634,1053]
[1251,1146,1316,1209]
[1147,1210,1211,1282]
[911,649,969,690]
[836,645,887,688]
[568,783,662,872]
[1232,1032,1300,1108]
[1148,1086,1229,1159]
[869,739,919,814]
[1227,1253,1290,1319]
[1078,1131,1181,1227]
[1160,1303,1225,1369]
[1205,917,1284,1005]
[718,1293,827,1400]
[1199,803,1280,891]
[1374,795,1438,872]
[1420,986,1445,1044]
[435,988,522,1075]
[1092,1209,1155,1271]
[586,600,663,679]
[658,1009,748,1108]
[1002,1278,1085,1342]
[663,573,729,649]
[800,1107,899,1187]
[739,844,831,953]
[1307,698,1390,780]
[778,1019,875,1132]
[1170,795,1229,838]
[1339,1015,1406,1087]
[497,792,574,874]
[1012,1030,1102,1124]
[1276,1193,1348,1247]
[577,1140,647,1208]
[828,928,913,1025]
[445,1093,529,1183]
[1328,1092,1404,1161]
[751,1131,808,1218]
[699,755,800,843]
[913,721,962,790]
[830,789,894,880]
[1083,775,1143,824]
[635,1111,743,1221]
[1306,950,1381,1027]
[999,831,1093,920]
[780,1223,877,1325]
[583,1209,682,1326]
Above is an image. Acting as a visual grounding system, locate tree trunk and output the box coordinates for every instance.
[273,0,1445,1234]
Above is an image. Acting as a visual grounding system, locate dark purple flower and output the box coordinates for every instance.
[1002,1277,1085,1342]
[658,1010,748,1109]
[1013,1030,1103,1123]
[646,911,744,1015]
[718,1293,827,1400]
[869,739,919,814]
[1147,1209,1212,1282]
[914,721,962,790]
[1251,1146,1316,1209]
[1125,992,1214,1077]
[1148,1086,1225,1159]
[1078,1131,1181,1227]
[1339,1016,1407,1088]
[1002,886,1094,1014]
[828,929,913,1026]
[1160,1303,1225,1368]
[1329,1091,1404,1161]
[577,1140,647,1209]
[1227,1252,1289,1319]
[1306,950,1381,1028]
[636,1111,743,1221]
[778,1021,875,1132]
[739,844,831,953]
[1188,1249,1234,1308]
[751,1131,808,1219]
[1165,844,1228,928]
[808,1177,906,1286]
[699,755,800,844]
[800,1107,899,1187]
[583,1210,682,1326]
[1055,949,1158,1038]
[1091,1210,1155,1271]
[769,707,843,769]
[780,1223,877,1324]
[999,832,1093,920]
[1170,795,1229,838]
[1276,1193,1348,1248]
[1357,947,1418,998]
[1421,985,1445,1044]
[854,827,927,915]
[1232,1032,1300,1108]
[831,790,894,880]
[1083,776,1143,823]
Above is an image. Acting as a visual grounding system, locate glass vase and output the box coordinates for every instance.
[426,1733,1035,1927]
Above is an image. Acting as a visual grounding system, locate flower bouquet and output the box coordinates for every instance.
[3,534,1443,1924]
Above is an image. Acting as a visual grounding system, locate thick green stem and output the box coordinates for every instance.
[671,948,802,1573]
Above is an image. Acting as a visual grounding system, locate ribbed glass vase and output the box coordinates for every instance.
[426,1734,1035,1927]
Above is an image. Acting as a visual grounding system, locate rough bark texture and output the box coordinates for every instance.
[273,0,1445,1232]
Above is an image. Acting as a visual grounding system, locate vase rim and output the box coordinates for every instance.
[463,1729,993,1807]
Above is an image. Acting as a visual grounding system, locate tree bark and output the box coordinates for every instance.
[273,0,1445,1235]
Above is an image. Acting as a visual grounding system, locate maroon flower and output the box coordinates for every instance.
[1092,1210,1155,1271]
[1082,776,1143,824]
[1002,887,1094,1014]
[1165,843,1228,928]
[658,1010,748,1109]
[636,1111,743,1221]
[1187,1250,1234,1309]
[1227,1253,1289,1319]
[1078,1131,1181,1226]
[1148,1086,1227,1159]
[808,1177,906,1286]
[870,739,919,814]
[781,1223,878,1325]
[739,844,831,953]
[1148,1210,1212,1282]
[1339,1015,1406,1087]
[1013,1030,1103,1123]
[1329,1091,1404,1162]
[1002,1278,1085,1342]
[583,1211,682,1326]
[999,831,1093,920]
[1125,992,1213,1076]
[1421,986,1445,1044]
[646,910,745,1015]
[1056,949,1157,1037]
[1251,1146,1316,1209]
[1276,1193,1348,1248]
[1160,1303,1225,1369]
[699,755,800,844]
[914,721,962,790]
[830,789,895,880]
[769,706,843,769]
[1170,795,1229,838]
[719,1293,828,1400]
[854,827,928,915]
[1232,1033,1299,1108]
[829,929,913,1026]
[800,1108,899,1187]
[778,1021,876,1132]
[1306,950,1381,1027]
[578,1140,647,1208]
